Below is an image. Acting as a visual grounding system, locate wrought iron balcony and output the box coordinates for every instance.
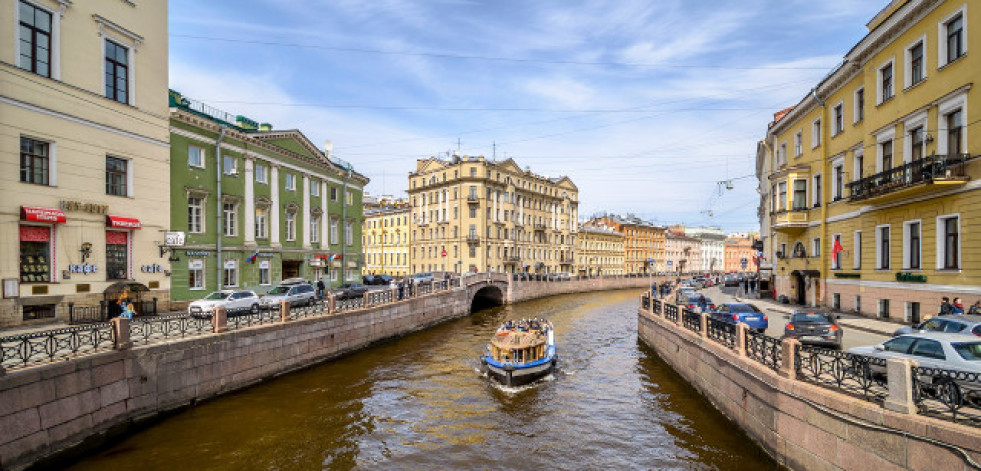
[466,235,481,244]
[504,256,521,264]
[846,154,972,203]
[467,195,480,204]
[561,257,575,265]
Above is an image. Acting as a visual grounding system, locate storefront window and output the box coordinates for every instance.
[189,259,204,289]
[259,260,270,285]
[19,225,50,283]
[106,231,128,280]
[224,260,237,287]
[23,304,55,320]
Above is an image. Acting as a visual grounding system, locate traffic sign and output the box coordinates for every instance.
[441,249,447,257]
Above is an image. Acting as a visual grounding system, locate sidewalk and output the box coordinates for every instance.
[732,290,901,337]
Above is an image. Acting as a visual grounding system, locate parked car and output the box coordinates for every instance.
[188,290,260,317]
[892,315,981,337]
[783,310,843,349]
[678,286,697,299]
[331,283,370,300]
[411,272,435,285]
[261,282,317,308]
[848,333,981,385]
[724,274,740,287]
[713,302,768,333]
[548,272,571,281]
[684,294,715,312]
[374,274,394,285]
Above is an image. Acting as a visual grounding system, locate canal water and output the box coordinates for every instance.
[65,289,777,470]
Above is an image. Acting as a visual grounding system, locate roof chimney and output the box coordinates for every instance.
[323,139,333,161]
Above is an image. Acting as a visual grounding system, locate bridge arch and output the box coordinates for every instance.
[470,285,504,312]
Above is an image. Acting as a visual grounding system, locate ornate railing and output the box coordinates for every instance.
[746,330,782,371]
[642,294,651,311]
[912,366,981,423]
[846,153,971,201]
[130,314,213,345]
[368,290,393,305]
[417,283,433,296]
[682,309,702,333]
[664,303,679,323]
[1,324,114,371]
[289,301,327,320]
[706,318,736,348]
[336,296,364,312]
[795,346,887,402]
[227,308,282,330]
[652,298,662,315]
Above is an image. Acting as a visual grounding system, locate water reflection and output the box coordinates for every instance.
[64,289,776,470]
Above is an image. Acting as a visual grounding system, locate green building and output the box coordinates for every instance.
[167,90,368,305]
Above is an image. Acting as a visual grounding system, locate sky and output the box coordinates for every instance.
[168,0,887,233]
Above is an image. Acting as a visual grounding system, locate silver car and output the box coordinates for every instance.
[188,290,261,317]
[848,333,981,391]
[261,283,317,308]
[892,315,981,337]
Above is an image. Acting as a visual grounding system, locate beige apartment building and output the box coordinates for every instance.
[0,0,170,326]
[584,215,666,273]
[407,155,578,274]
[575,226,625,276]
[362,200,411,278]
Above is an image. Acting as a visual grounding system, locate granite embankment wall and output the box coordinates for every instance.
[0,277,651,469]
[637,306,981,471]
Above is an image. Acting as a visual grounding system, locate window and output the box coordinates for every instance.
[833,163,843,200]
[904,221,921,270]
[879,299,891,320]
[18,1,52,77]
[876,225,890,269]
[259,260,270,285]
[854,87,865,122]
[812,238,821,258]
[792,179,807,210]
[188,197,204,233]
[938,215,960,269]
[812,119,821,147]
[106,156,128,196]
[19,225,51,283]
[223,260,237,287]
[285,173,296,191]
[878,61,894,103]
[285,212,296,241]
[345,221,353,245]
[794,131,802,157]
[255,164,267,183]
[346,191,354,205]
[907,40,925,87]
[20,137,49,185]
[777,181,787,211]
[104,40,129,104]
[330,186,338,201]
[942,11,965,66]
[910,126,925,161]
[188,145,204,168]
[255,207,268,238]
[330,219,339,244]
[812,174,822,207]
[106,231,128,280]
[880,140,893,172]
[223,155,236,175]
[470,167,477,177]
[854,231,862,269]
[779,143,787,167]
[946,109,963,156]
[853,151,864,181]
[833,103,843,135]
[311,181,320,197]
[310,214,320,243]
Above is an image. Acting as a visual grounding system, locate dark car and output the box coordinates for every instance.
[724,274,739,287]
[713,303,768,333]
[783,310,843,349]
[684,294,715,312]
[892,315,981,337]
[363,275,393,286]
[331,283,370,300]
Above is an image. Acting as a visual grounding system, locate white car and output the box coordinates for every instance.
[188,290,261,317]
[848,333,981,391]
[411,272,435,285]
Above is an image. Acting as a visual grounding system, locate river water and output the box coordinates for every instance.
[65,289,777,470]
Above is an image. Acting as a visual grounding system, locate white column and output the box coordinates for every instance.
[302,175,311,249]
[320,181,328,248]
[270,165,280,246]
[244,157,256,245]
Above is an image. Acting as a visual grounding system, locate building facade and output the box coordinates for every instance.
[1,0,169,326]
[724,237,757,273]
[168,90,367,307]
[363,202,411,277]
[665,231,701,275]
[407,155,578,275]
[575,226,625,276]
[585,215,666,273]
[682,226,726,273]
[758,0,979,320]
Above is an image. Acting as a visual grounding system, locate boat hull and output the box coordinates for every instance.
[482,357,556,387]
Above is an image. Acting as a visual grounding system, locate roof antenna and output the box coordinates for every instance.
[492,141,496,161]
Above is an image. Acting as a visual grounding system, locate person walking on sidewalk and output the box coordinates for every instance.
[952,298,966,315]
[939,297,954,316]
[969,301,981,315]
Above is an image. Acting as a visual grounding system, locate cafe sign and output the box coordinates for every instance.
[60,200,108,214]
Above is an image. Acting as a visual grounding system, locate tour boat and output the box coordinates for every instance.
[481,318,556,387]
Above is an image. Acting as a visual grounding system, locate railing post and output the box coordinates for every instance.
[779,338,799,380]
[649,295,655,315]
[883,358,918,414]
[69,302,75,324]
[111,317,132,350]
[363,291,372,307]
[390,286,397,303]
[213,306,228,333]
[328,294,336,314]
[736,323,748,356]
[675,307,684,328]
[700,313,709,339]
[279,300,290,322]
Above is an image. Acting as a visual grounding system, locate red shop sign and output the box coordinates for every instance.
[21,206,66,224]
[106,215,141,229]
[20,225,51,242]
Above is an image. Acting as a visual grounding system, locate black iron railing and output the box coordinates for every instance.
[130,314,213,344]
[912,366,981,423]
[706,318,736,348]
[682,309,701,333]
[368,290,393,305]
[746,330,782,371]
[795,346,887,402]
[664,303,679,323]
[289,300,328,320]
[1,323,114,370]
[642,294,651,311]
[336,296,364,312]
[846,154,971,200]
[227,308,282,330]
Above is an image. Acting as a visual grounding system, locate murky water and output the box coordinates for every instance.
[64,289,778,470]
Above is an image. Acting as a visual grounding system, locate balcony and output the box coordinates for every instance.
[771,209,810,233]
[846,154,973,204]
[467,195,480,204]
[534,223,546,231]
[560,257,575,265]
[466,235,481,245]
[504,256,521,265]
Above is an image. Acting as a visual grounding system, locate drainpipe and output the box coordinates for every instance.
[215,127,227,291]
[812,88,829,308]
[341,164,352,286]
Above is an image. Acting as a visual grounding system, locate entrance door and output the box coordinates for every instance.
[795,273,806,305]
[282,260,302,279]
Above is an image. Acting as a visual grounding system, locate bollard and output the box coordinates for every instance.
[111,316,133,350]
[883,358,918,414]
[700,313,709,339]
[280,300,290,322]
[213,306,228,333]
[779,338,800,380]
[736,323,749,356]
[328,294,336,314]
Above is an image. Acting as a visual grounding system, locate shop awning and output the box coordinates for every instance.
[21,206,66,224]
[106,215,142,229]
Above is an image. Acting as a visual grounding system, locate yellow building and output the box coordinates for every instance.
[759,0,979,322]
[407,155,578,275]
[362,202,411,277]
[575,226,625,276]
[0,0,170,326]
[585,215,666,273]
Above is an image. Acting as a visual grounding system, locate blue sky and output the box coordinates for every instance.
[169,0,886,232]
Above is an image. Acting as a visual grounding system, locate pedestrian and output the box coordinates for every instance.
[316,278,326,300]
[397,280,405,300]
[698,294,708,312]
[952,297,965,315]
[969,301,981,315]
[939,297,953,316]
[750,277,757,293]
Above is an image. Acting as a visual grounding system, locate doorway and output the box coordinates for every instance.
[282,260,302,279]
[794,272,806,305]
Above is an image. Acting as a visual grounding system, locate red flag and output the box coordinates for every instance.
[831,237,843,262]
